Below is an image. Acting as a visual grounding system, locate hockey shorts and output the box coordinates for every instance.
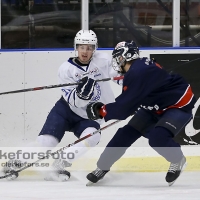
[128,108,192,136]
[39,97,100,142]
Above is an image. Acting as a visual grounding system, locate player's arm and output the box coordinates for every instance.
[58,66,96,108]
[86,72,141,121]
[87,65,167,121]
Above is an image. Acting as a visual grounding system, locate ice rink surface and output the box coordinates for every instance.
[0,171,199,200]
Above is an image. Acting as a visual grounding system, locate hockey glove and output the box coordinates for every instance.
[86,102,107,120]
[76,77,96,100]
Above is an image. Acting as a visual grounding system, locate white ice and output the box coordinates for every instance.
[0,171,199,200]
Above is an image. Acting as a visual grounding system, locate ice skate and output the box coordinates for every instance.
[3,160,23,181]
[86,167,109,186]
[165,156,187,186]
[44,159,71,182]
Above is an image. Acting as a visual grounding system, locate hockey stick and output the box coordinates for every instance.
[0,76,124,96]
[0,120,121,180]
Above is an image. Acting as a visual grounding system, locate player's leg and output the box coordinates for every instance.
[39,97,81,181]
[3,97,69,181]
[44,98,101,181]
[59,119,100,165]
[87,124,142,183]
[86,108,156,184]
[97,125,141,170]
[148,108,192,186]
[46,120,100,182]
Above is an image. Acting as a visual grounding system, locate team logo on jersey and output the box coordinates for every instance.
[140,104,160,111]
[90,67,101,77]
[75,73,82,79]
[88,67,99,75]
[75,68,100,80]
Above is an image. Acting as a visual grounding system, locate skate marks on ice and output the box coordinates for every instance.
[0,172,200,200]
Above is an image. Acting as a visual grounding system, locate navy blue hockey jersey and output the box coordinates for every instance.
[104,57,196,121]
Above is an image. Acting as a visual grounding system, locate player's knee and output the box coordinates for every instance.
[36,134,59,147]
[80,127,101,147]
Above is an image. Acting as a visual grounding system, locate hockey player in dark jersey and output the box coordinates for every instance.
[86,40,196,186]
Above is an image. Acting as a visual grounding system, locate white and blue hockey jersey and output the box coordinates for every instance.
[58,51,120,124]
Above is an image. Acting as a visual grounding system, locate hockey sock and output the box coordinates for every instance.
[148,126,184,163]
[60,127,101,164]
[59,141,89,164]
[10,135,59,163]
[97,125,141,170]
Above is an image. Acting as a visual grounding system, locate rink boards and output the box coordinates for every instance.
[0,48,200,173]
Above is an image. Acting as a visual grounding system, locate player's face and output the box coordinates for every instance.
[77,44,95,63]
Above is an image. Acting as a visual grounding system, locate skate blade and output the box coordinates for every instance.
[86,181,94,186]
[168,162,187,187]
[168,181,175,186]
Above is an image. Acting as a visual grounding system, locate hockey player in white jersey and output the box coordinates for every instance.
[3,30,121,181]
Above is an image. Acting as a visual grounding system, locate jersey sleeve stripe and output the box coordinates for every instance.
[157,85,194,114]
[73,90,78,108]
[67,88,75,104]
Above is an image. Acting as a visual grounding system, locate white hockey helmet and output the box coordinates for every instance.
[74,30,98,51]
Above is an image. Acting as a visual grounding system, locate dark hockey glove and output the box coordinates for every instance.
[86,102,107,120]
[76,77,96,100]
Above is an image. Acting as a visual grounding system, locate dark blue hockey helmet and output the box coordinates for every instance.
[112,40,139,73]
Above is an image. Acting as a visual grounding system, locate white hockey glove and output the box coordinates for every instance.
[76,77,96,100]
